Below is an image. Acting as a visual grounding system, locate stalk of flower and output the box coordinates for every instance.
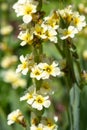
[10,0,60,129]
[10,0,87,130]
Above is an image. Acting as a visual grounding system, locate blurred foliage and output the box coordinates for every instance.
[0,0,87,130]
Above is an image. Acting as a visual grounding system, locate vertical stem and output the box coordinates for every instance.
[63,40,76,87]
[70,84,80,130]
[62,40,80,130]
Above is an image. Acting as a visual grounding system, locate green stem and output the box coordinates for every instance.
[70,84,80,130]
[63,40,76,88]
[62,40,80,130]
[55,43,64,57]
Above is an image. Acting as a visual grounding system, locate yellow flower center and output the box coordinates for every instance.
[46,31,51,37]
[32,118,38,125]
[35,26,44,36]
[12,116,17,121]
[37,128,43,130]
[74,17,80,25]
[36,96,44,104]
[44,66,52,73]
[47,120,54,128]
[22,61,27,69]
[28,94,33,99]
[34,70,41,75]
[63,30,72,36]
[24,4,34,15]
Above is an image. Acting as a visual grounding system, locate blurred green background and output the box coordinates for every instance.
[0,0,87,130]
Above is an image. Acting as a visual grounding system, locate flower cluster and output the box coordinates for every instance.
[16,54,61,79]
[30,61,61,80]
[30,115,58,130]
[58,5,86,39]
[7,0,86,129]
[20,86,51,110]
[15,4,86,47]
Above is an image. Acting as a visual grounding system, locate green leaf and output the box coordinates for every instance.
[69,84,80,130]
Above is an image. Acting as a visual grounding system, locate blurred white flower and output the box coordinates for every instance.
[16,55,29,75]
[30,123,44,130]
[39,81,53,95]
[4,69,26,89]
[1,55,17,68]
[45,26,57,43]
[44,11,59,29]
[59,26,78,40]
[0,25,13,35]
[71,13,86,31]
[41,118,58,130]
[7,109,24,125]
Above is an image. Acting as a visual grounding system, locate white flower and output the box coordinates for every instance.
[3,69,26,89]
[71,13,86,31]
[0,25,13,35]
[7,109,24,125]
[38,61,61,79]
[30,112,39,125]
[20,86,36,105]
[58,5,73,24]
[1,55,17,68]
[45,26,57,43]
[13,0,38,23]
[41,118,58,130]
[18,31,33,46]
[16,55,28,75]
[32,95,51,110]
[30,123,44,130]
[39,82,53,95]
[44,11,59,29]
[23,3,37,23]
[34,24,47,39]
[60,26,78,40]
[30,65,45,80]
